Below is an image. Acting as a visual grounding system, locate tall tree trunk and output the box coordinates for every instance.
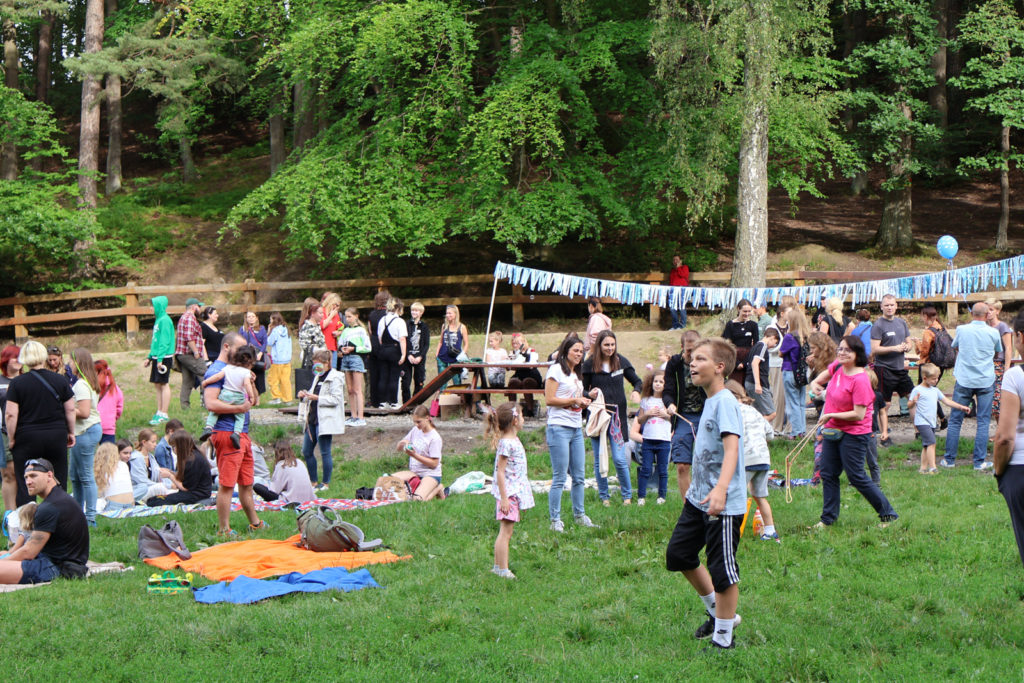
[269,112,285,175]
[2,18,18,180]
[77,0,105,209]
[30,12,54,172]
[292,80,315,150]
[929,0,949,167]
[179,137,197,183]
[997,124,1010,251]
[104,0,121,194]
[873,101,918,254]
[732,0,771,289]
[36,11,53,104]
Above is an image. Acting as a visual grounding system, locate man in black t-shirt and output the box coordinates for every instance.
[0,458,89,584]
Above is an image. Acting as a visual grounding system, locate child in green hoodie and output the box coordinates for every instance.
[144,295,176,425]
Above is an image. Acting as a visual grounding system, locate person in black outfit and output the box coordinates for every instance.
[146,429,213,506]
[200,306,225,362]
[375,298,408,409]
[663,329,707,499]
[4,341,76,506]
[366,290,390,408]
[0,458,89,584]
[402,302,431,403]
[582,330,643,505]
[722,298,759,385]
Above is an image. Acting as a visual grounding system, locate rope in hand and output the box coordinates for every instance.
[783,416,826,504]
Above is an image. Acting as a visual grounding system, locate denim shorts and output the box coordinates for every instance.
[339,354,365,373]
[20,555,60,584]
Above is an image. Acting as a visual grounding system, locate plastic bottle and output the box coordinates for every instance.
[752,509,764,536]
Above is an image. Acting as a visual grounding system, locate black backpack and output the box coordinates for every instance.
[929,325,956,370]
[793,340,811,388]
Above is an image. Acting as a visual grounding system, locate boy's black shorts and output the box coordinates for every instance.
[666,499,742,593]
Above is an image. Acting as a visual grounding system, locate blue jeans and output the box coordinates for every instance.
[820,432,897,524]
[547,425,586,521]
[638,439,670,498]
[782,370,807,435]
[302,422,333,484]
[592,434,632,501]
[943,382,994,466]
[670,308,688,329]
[70,423,102,524]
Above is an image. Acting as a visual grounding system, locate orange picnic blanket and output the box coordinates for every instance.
[144,534,410,582]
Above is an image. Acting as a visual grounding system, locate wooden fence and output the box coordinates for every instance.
[0,270,1012,344]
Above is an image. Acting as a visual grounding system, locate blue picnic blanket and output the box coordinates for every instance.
[193,567,381,604]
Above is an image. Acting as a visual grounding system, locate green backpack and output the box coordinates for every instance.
[296,507,383,553]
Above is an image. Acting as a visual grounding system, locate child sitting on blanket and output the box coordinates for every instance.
[254,441,316,505]
[1,502,36,556]
[487,402,533,579]
[393,405,444,501]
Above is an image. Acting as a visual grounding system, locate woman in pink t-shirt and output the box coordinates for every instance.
[808,336,898,528]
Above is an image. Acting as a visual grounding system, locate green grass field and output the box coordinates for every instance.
[1,350,1022,681]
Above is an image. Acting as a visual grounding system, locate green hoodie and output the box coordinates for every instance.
[148,295,176,359]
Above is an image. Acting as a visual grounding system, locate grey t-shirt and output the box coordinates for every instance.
[871,316,911,371]
[686,389,746,516]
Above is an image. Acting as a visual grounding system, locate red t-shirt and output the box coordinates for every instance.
[822,360,874,435]
[321,313,342,351]
[669,265,690,287]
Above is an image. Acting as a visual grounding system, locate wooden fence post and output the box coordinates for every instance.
[649,280,660,326]
[243,278,257,311]
[125,281,139,343]
[946,301,958,326]
[512,285,524,329]
[13,294,27,344]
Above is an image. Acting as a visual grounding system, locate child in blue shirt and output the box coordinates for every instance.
[665,337,745,651]
[266,312,294,404]
[908,363,969,473]
[153,419,183,470]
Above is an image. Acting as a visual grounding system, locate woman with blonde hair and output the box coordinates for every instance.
[93,442,134,512]
[68,347,103,525]
[818,297,852,345]
[986,298,1014,422]
[779,308,812,438]
[4,340,75,505]
[435,304,470,393]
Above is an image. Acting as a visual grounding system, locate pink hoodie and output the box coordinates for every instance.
[97,385,124,436]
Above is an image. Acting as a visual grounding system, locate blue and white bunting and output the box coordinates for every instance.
[493,255,1024,310]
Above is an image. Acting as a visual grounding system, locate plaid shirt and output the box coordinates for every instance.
[175,310,204,357]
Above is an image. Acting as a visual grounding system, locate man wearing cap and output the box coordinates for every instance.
[175,297,208,410]
[0,459,89,584]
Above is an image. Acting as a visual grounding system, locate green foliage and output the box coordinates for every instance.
[949,0,1024,175]
[843,0,943,188]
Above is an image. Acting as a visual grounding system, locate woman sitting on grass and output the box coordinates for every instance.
[393,405,444,501]
[127,430,171,503]
[146,429,213,507]
[93,442,135,513]
[253,441,316,505]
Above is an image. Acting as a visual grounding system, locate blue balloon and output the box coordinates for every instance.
[937,235,958,260]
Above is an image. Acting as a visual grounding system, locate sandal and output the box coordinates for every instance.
[216,528,238,539]
[248,520,269,532]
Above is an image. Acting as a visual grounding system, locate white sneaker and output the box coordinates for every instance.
[637,498,646,506]
[267,398,282,405]
[656,497,666,505]
[974,461,994,471]
[550,520,565,533]
[574,514,600,528]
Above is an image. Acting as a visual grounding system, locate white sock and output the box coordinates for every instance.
[700,592,716,615]
[763,524,776,536]
[712,617,735,647]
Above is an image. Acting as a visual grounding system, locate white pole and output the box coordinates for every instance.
[483,273,499,358]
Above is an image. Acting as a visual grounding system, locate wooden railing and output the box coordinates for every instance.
[0,270,1006,344]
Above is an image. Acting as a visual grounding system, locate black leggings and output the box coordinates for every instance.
[376,346,402,406]
[253,483,279,501]
[13,428,68,506]
[146,491,208,506]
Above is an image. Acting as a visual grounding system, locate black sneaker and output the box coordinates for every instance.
[702,636,735,652]
[880,437,893,447]
[199,427,213,443]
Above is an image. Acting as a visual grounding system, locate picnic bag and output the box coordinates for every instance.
[296,506,382,552]
[138,521,192,560]
[929,325,957,369]
[792,341,811,388]
[373,475,410,502]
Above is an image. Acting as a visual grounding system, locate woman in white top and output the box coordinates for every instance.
[69,347,103,526]
[93,442,135,512]
[993,315,1024,569]
[545,333,598,532]
[375,297,408,409]
[768,297,795,434]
